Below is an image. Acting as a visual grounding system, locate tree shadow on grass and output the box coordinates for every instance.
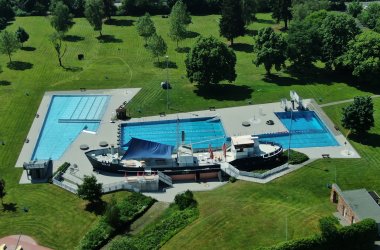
[105,18,134,26]
[85,200,106,215]
[246,29,258,37]
[97,35,123,43]
[154,61,178,69]
[194,84,253,101]
[175,47,190,53]
[2,202,17,212]
[63,66,83,72]
[232,43,253,53]
[256,18,275,24]
[0,80,11,86]
[186,31,200,38]
[63,35,85,42]
[7,61,33,71]
[20,46,36,51]
[349,133,380,148]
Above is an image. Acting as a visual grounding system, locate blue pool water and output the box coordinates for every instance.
[258,111,339,148]
[32,95,110,160]
[121,117,227,149]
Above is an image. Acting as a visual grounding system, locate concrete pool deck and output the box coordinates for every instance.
[17,90,359,186]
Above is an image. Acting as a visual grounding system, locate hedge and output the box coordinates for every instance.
[77,192,155,250]
[264,218,377,250]
[283,150,309,165]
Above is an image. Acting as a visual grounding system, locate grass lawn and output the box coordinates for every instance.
[0,12,379,249]
[163,98,380,249]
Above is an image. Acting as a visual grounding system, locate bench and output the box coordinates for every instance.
[209,106,216,111]
[322,154,330,158]
[159,112,166,117]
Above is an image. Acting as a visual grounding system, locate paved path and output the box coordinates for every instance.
[320,95,380,107]
[0,235,52,250]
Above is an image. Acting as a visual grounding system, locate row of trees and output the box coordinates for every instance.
[252,10,380,83]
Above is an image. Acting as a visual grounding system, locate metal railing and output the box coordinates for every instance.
[52,178,78,194]
[157,171,173,186]
[102,180,139,193]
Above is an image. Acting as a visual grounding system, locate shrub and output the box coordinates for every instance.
[229,176,237,183]
[284,150,309,165]
[174,190,197,210]
[118,192,155,223]
[77,219,113,250]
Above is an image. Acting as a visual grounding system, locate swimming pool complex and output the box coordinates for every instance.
[258,111,339,148]
[121,117,227,150]
[32,95,110,160]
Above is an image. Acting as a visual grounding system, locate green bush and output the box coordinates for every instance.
[229,176,237,183]
[109,237,137,250]
[118,192,155,223]
[174,190,197,210]
[265,218,378,250]
[130,207,199,250]
[77,219,113,250]
[284,150,309,165]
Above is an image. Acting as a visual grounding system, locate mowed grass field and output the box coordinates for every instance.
[163,99,380,249]
[0,13,379,249]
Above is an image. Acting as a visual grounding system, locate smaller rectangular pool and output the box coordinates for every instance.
[258,111,339,148]
[121,117,227,150]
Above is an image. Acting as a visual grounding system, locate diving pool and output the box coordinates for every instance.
[258,111,339,148]
[32,95,110,160]
[121,117,227,149]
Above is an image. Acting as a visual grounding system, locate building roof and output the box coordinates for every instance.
[23,159,51,170]
[231,135,254,146]
[342,188,380,223]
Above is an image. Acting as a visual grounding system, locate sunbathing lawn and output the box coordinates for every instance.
[163,99,380,249]
[0,13,379,249]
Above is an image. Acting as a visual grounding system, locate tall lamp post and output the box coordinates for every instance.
[165,55,169,110]
[287,108,293,166]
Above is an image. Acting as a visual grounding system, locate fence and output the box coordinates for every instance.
[102,180,139,193]
[52,178,78,194]
[221,162,289,180]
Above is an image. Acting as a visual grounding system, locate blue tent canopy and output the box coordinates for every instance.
[122,138,174,160]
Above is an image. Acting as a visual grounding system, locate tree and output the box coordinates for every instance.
[341,96,374,134]
[320,12,360,70]
[146,33,167,62]
[0,178,5,207]
[136,13,156,46]
[219,0,245,45]
[270,0,292,29]
[341,31,380,82]
[174,190,197,210]
[319,216,338,240]
[241,0,257,25]
[15,27,29,47]
[375,18,380,33]
[287,20,321,67]
[169,19,186,48]
[0,0,15,22]
[0,30,21,63]
[103,0,116,20]
[291,0,329,21]
[103,195,121,228]
[50,1,74,34]
[185,36,237,85]
[170,0,191,27]
[329,0,346,11]
[50,32,67,67]
[85,0,105,36]
[359,3,380,30]
[77,175,103,203]
[348,0,363,18]
[253,27,287,74]
[169,0,191,48]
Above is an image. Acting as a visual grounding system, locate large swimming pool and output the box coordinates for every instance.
[32,95,110,160]
[258,111,339,148]
[121,117,227,149]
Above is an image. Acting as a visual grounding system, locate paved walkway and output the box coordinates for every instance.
[320,95,380,107]
[0,235,52,250]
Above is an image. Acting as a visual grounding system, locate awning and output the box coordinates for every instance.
[122,138,174,160]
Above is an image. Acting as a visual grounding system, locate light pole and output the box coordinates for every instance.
[287,108,293,166]
[165,55,169,110]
